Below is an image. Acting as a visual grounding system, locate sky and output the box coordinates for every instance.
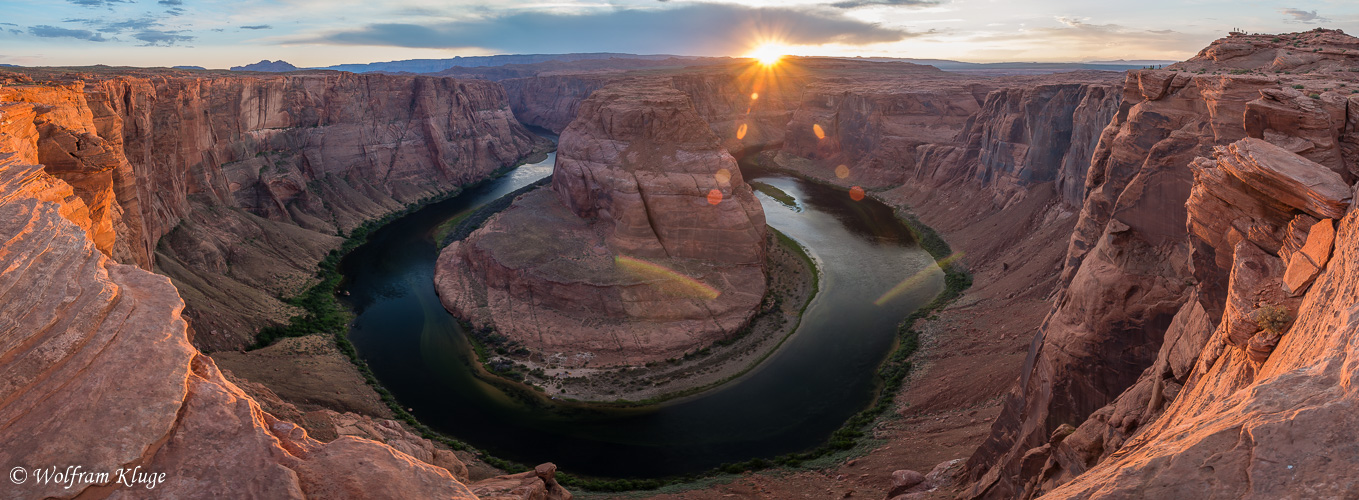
[0,0,1355,68]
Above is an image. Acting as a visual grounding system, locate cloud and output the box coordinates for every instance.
[303,4,912,54]
[964,17,1209,60]
[95,17,164,33]
[1281,8,1327,24]
[829,0,941,9]
[29,25,108,41]
[59,14,197,46]
[241,25,273,30]
[158,0,183,4]
[134,29,194,46]
[65,0,132,7]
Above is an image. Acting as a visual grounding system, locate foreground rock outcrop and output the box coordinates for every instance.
[0,153,476,498]
[0,68,550,350]
[964,28,1359,498]
[436,82,768,366]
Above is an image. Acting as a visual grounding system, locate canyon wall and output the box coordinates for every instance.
[0,73,570,498]
[0,151,475,499]
[436,82,769,367]
[499,60,1126,203]
[502,59,967,162]
[964,28,1359,498]
[1,69,550,350]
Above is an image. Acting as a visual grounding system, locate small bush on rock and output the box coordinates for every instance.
[1254,304,1292,335]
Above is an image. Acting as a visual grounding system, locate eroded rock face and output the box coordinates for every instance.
[910,82,1121,206]
[1044,209,1359,500]
[966,29,1359,498]
[1,69,550,349]
[436,82,768,366]
[0,156,483,499]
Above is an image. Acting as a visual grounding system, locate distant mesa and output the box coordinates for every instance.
[230,59,299,72]
[172,65,206,70]
[319,53,694,74]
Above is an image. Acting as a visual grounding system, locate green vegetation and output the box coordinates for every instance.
[750,181,799,211]
[243,159,555,477]
[1254,304,1292,335]
[431,210,474,245]
[439,177,551,248]
[1292,84,1306,89]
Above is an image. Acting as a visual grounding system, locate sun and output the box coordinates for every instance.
[747,43,787,67]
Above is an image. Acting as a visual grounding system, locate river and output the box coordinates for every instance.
[339,153,943,478]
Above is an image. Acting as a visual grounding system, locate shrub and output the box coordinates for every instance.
[1254,304,1292,335]
[1292,84,1305,89]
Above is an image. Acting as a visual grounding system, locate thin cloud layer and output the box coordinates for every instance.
[1281,8,1327,24]
[61,14,196,46]
[306,3,912,54]
[29,25,107,41]
[830,0,941,10]
[65,0,132,7]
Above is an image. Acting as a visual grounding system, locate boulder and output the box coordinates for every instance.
[887,469,926,497]
[1283,218,1336,295]
[1216,138,1352,219]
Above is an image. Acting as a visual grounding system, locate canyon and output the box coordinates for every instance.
[2,27,1359,500]
[0,68,564,499]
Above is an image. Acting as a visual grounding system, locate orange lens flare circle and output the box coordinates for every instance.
[813,124,826,140]
[736,123,748,140]
[849,186,865,201]
[707,189,724,205]
[835,165,850,179]
[715,169,732,185]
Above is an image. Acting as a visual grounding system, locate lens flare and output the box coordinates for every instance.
[751,92,759,100]
[835,165,850,179]
[616,255,721,301]
[874,252,966,306]
[849,186,865,201]
[748,43,786,66]
[715,168,732,184]
[813,124,826,140]
[736,123,748,140]
[707,188,724,205]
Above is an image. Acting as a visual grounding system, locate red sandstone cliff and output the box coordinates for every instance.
[0,74,569,498]
[1,68,550,350]
[963,28,1359,499]
[0,152,477,499]
[436,82,768,367]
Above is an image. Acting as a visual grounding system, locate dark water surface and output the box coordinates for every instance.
[340,155,944,478]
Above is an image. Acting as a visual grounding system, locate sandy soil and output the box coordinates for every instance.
[211,335,391,417]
